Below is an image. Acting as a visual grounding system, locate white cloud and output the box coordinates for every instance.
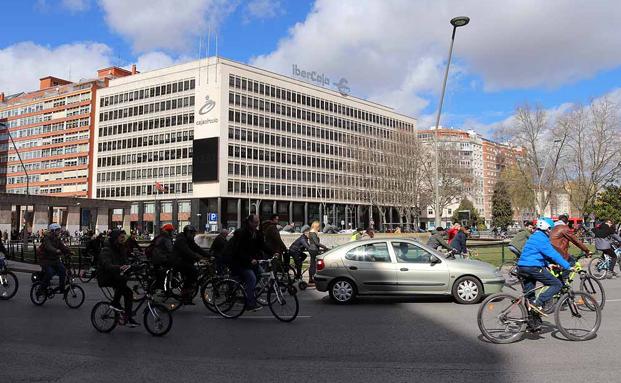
[99,0,238,53]
[0,41,113,95]
[62,0,90,12]
[244,0,283,21]
[134,51,193,73]
[251,0,621,118]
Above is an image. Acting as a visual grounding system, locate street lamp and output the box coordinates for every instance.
[536,138,562,215]
[433,16,470,229]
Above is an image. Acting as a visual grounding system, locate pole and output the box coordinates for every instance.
[6,129,29,196]
[433,26,457,229]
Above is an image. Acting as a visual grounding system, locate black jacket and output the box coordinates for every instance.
[39,234,70,266]
[174,233,207,264]
[289,234,310,256]
[450,231,468,254]
[228,227,270,270]
[427,232,452,251]
[98,240,128,286]
[261,221,286,255]
[308,232,327,252]
[153,233,174,265]
[210,234,228,257]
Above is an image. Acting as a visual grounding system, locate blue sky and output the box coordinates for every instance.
[2,0,621,136]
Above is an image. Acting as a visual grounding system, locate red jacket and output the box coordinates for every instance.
[447,228,458,242]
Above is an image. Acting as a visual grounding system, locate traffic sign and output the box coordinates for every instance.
[208,212,218,224]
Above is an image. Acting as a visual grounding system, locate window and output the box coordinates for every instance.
[391,242,434,264]
[345,243,391,262]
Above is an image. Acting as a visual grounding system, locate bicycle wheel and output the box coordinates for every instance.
[90,301,119,333]
[200,279,218,313]
[588,256,607,280]
[128,278,146,302]
[555,292,601,341]
[255,278,276,306]
[0,271,19,300]
[580,276,605,310]
[30,283,48,306]
[214,279,246,319]
[477,293,527,344]
[498,261,520,287]
[267,282,299,322]
[144,303,173,336]
[64,284,85,309]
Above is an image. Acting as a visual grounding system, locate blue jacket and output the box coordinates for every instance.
[450,231,467,254]
[517,230,571,269]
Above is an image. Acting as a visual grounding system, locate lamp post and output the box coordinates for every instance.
[536,138,562,215]
[433,16,470,229]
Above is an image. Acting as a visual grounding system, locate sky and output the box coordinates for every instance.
[1,0,621,138]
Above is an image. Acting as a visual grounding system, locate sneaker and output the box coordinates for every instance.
[247,304,263,312]
[529,304,548,317]
[127,318,141,328]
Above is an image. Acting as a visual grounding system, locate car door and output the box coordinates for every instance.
[341,241,398,294]
[390,241,450,294]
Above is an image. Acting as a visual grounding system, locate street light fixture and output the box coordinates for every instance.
[433,16,470,229]
[537,138,562,215]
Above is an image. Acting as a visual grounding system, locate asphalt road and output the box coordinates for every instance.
[2,271,621,383]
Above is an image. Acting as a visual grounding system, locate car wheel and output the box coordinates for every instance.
[329,278,356,304]
[452,276,483,304]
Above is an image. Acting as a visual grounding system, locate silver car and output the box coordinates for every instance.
[315,239,504,304]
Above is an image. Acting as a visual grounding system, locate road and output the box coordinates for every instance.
[1,271,620,383]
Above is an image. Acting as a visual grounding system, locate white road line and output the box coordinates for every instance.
[605,298,621,302]
[204,315,312,319]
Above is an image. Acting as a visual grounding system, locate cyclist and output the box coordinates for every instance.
[39,223,72,293]
[173,225,208,304]
[350,228,365,241]
[125,230,141,259]
[210,229,229,272]
[228,214,276,311]
[508,221,535,258]
[98,229,139,327]
[287,228,311,280]
[150,224,176,289]
[450,225,468,257]
[550,214,592,276]
[517,217,571,316]
[593,219,620,279]
[261,214,287,260]
[426,227,452,252]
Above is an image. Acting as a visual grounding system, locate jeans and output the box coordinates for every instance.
[109,272,133,314]
[42,262,66,291]
[284,251,307,279]
[309,250,318,280]
[237,268,257,307]
[603,249,617,271]
[519,266,562,306]
[562,255,576,280]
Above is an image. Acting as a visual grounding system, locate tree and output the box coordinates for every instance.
[451,198,480,227]
[559,98,621,217]
[491,181,513,229]
[587,185,621,223]
[499,164,535,219]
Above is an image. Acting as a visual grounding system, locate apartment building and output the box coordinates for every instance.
[92,57,418,232]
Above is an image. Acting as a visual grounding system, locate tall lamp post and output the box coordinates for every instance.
[433,16,470,228]
[536,138,562,216]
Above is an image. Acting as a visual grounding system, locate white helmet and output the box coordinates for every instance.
[536,217,554,231]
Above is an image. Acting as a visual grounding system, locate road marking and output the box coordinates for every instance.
[204,315,312,319]
[605,299,621,302]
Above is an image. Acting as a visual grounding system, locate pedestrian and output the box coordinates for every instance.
[308,221,328,286]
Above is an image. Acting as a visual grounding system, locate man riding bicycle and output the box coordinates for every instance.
[98,229,139,327]
[550,214,592,277]
[173,225,209,304]
[517,217,572,317]
[39,223,73,293]
[508,221,534,258]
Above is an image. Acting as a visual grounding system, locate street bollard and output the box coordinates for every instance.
[501,244,505,264]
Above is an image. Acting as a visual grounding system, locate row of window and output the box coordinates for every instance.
[130,201,192,215]
[98,113,195,138]
[0,91,91,119]
[98,96,195,123]
[227,179,362,201]
[228,97,391,139]
[229,75,413,131]
[99,79,195,108]
[228,144,341,171]
[97,147,193,168]
[228,161,349,185]
[98,130,194,152]
[96,182,193,198]
[10,117,90,139]
[97,164,193,183]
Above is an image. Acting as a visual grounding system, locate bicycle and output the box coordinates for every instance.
[478,266,601,344]
[0,254,19,300]
[588,243,621,280]
[29,260,85,309]
[90,261,173,336]
[255,256,299,322]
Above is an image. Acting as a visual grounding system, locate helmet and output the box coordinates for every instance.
[48,223,61,231]
[536,217,554,231]
[161,223,175,232]
[183,225,197,233]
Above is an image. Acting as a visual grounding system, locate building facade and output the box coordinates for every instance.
[92,57,418,233]
[0,67,136,198]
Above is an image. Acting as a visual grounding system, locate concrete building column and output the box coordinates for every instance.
[272,200,277,217]
[356,205,361,229]
[190,199,200,230]
[217,197,222,229]
[122,208,131,233]
[369,204,373,229]
[154,200,161,234]
[319,204,323,231]
[96,208,109,232]
[33,205,51,233]
[304,202,308,226]
[172,200,179,230]
[66,205,80,234]
[332,204,337,227]
[0,204,11,234]
[389,208,393,230]
[289,201,293,224]
[236,199,242,229]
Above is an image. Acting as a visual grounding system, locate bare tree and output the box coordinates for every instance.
[559,98,621,216]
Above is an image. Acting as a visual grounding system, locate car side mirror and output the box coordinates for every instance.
[430,255,441,265]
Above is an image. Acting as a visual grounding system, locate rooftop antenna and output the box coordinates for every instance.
[206,26,211,84]
[197,36,202,85]
[214,30,218,83]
